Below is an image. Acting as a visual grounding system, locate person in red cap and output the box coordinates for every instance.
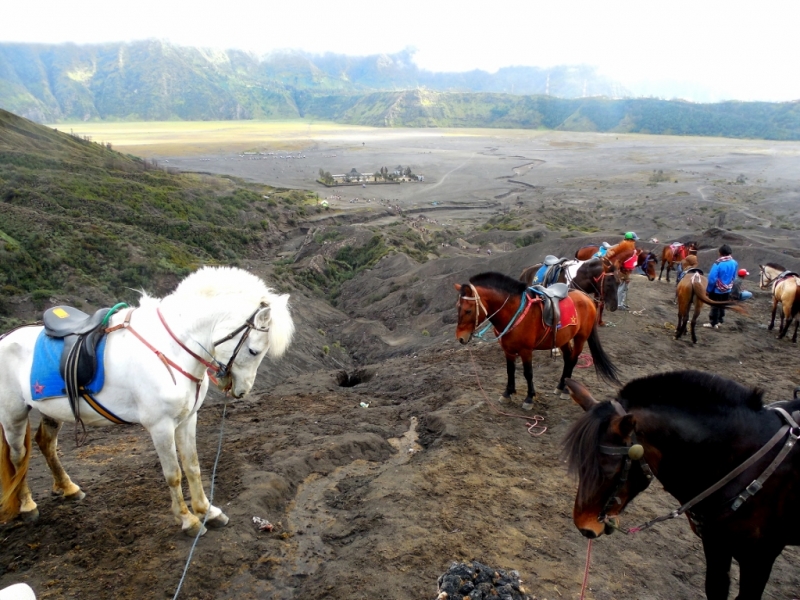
[731,268,753,300]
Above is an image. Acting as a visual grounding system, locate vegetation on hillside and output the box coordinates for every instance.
[0,109,319,324]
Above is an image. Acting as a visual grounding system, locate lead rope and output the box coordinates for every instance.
[580,539,593,600]
[467,347,546,436]
[171,401,228,600]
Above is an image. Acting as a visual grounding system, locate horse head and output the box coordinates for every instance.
[638,251,658,281]
[454,283,484,344]
[759,263,786,290]
[562,379,653,539]
[601,264,620,310]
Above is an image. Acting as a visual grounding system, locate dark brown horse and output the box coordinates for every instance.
[520,258,620,326]
[454,272,618,409]
[675,269,743,343]
[659,241,698,282]
[636,250,658,281]
[563,371,800,599]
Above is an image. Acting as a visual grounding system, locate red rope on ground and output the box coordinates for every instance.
[580,538,593,600]
[468,348,547,436]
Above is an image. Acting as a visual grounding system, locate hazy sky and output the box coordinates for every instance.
[3,0,799,102]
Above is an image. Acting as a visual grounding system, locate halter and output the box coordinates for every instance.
[458,284,513,340]
[759,266,796,291]
[596,400,800,534]
[108,303,269,398]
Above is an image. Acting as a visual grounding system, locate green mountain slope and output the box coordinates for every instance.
[1,42,800,140]
[0,109,316,323]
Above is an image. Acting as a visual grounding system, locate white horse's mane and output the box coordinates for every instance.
[172,266,274,302]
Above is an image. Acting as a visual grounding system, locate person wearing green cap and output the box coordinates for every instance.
[617,232,639,309]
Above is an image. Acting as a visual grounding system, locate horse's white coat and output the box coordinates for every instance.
[0,266,294,535]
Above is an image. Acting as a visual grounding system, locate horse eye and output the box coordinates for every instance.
[248,348,259,356]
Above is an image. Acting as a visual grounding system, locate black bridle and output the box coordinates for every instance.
[211,302,270,382]
[597,400,654,522]
[595,400,800,534]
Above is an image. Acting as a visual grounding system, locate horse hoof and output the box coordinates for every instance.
[206,512,229,528]
[522,402,533,411]
[560,392,571,400]
[184,522,207,537]
[20,508,39,522]
[64,489,86,502]
[502,392,515,399]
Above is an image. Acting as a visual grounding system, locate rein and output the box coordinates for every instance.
[599,402,800,534]
[459,284,513,341]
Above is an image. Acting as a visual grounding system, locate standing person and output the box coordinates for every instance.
[731,268,753,300]
[616,232,639,310]
[703,244,738,329]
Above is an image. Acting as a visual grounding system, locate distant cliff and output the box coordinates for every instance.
[1,41,799,140]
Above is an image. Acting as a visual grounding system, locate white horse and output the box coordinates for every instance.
[0,266,294,536]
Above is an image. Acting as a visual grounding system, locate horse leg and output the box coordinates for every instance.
[768,298,778,330]
[702,539,732,600]
[658,258,666,281]
[690,298,702,343]
[175,413,228,528]
[502,355,517,399]
[793,320,799,343]
[148,421,206,537]
[778,305,790,339]
[555,342,579,399]
[0,419,36,521]
[520,351,536,411]
[34,416,84,501]
[735,546,782,600]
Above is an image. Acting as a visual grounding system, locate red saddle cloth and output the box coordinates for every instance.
[533,295,577,330]
[670,243,685,259]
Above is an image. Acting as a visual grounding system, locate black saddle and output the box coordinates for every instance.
[43,306,111,419]
[685,267,704,275]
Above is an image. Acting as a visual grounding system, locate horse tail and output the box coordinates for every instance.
[0,421,31,521]
[691,280,747,313]
[266,293,295,359]
[586,325,620,384]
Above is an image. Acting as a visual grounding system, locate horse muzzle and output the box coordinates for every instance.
[457,331,473,345]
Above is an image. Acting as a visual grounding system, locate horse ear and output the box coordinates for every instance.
[564,379,598,411]
[454,283,463,292]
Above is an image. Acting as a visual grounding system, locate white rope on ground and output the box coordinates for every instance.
[172,402,228,600]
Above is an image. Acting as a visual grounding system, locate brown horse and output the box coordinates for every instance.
[520,258,620,326]
[636,250,658,281]
[659,241,698,282]
[759,263,800,341]
[563,372,800,600]
[675,269,743,343]
[575,240,637,269]
[454,271,619,409]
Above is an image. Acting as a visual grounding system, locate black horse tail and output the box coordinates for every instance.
[587,325,620,384]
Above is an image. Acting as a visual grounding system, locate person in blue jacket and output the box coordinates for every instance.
[703,244,738,329]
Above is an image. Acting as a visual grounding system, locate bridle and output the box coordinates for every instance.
[111,303,270,398]
[457,284,511,337]
[596,400,654,523]
[594,400,800,534]
[639,252,657,278]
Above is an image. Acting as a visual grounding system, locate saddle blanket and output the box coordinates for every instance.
[30,330,107,400]
[532,264,562,286]
[554,296,578,329]
[526,293,578,330]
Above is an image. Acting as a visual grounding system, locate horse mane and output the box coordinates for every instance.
[619,370,765,414]
[172,266,273,301]
[562,401,618,505]
[765,262,787,271]
[468,272,527,295]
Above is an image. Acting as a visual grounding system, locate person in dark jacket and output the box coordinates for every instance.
[703,244,738,329]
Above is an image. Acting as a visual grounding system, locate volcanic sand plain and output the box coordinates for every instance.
[3,123,800,599]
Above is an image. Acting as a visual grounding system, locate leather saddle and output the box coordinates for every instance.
[540,255,571,286]
[527,283,569,332]
[43,306,111,392]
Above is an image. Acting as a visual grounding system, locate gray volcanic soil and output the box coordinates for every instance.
[2,131,800,599]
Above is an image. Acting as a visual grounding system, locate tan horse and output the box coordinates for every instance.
[659,242,697,282]
[675,270,744,343]
[759,263,800,341]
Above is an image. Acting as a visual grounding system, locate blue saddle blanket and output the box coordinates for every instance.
[532,264,562,287]
[30,330,107,400]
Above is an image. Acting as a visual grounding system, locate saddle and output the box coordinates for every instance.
[539,256,571,287]
[527,283,569,334]
[44,306,111,387]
